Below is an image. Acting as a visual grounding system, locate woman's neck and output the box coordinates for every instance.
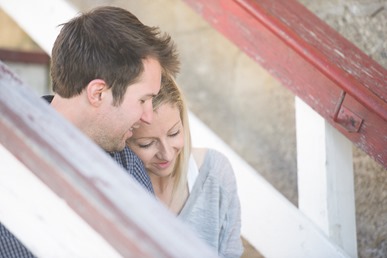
[150,174,188,214]
[151,174,174,203]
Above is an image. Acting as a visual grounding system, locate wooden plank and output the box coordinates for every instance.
[182,0,387,168]
[296,97,357,257]
[0,61,217,258]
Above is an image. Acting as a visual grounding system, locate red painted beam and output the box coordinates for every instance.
[0,48,50,64]
[182,0,387,168]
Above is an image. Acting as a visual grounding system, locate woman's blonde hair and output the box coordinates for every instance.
[152,74,192,206]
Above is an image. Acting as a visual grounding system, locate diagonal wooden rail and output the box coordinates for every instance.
[182,0,387,168]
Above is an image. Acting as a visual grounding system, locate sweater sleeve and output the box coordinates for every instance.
[214,150,244,258]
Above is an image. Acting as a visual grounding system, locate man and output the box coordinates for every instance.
[1,6,180,257]
[49,6,180,192]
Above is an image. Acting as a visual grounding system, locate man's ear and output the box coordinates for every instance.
[86,79,108,106]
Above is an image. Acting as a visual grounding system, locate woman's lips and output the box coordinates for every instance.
[155,161,171,169]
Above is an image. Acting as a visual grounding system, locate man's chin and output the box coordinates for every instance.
[115,143,127,152]
[103,142,126,153]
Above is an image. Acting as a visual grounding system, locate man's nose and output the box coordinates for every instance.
[140,101,153,124]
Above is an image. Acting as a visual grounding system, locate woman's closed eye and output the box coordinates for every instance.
[138,140,154,148]
[169,130,180,137]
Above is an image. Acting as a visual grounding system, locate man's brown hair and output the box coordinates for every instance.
[51,6,180,105]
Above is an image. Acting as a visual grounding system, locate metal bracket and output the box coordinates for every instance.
[333,91,363,133]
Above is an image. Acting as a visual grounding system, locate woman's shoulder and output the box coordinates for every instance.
[194,148,235,180]
[192,148,229,168]
[205,148,231,166]
[191,147,207,168]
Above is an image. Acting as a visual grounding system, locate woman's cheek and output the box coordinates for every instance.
[142,149,158,166]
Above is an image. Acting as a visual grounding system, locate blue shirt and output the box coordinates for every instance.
[110,146,154,194]
[0,224,35,258]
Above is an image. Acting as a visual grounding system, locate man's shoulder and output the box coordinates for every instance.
[119,146,140,160]
[111,146,143,170]
[112,146,154,194]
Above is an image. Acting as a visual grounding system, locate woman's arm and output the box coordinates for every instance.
[216,151,244,258]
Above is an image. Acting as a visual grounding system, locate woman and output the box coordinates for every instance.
[127,75,243,258]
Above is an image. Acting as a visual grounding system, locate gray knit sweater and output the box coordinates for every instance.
[178,149,243,258]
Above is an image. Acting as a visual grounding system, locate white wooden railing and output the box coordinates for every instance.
[0,0,368,257]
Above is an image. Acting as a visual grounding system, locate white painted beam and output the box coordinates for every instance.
[296,97,357,257]
[0,145,122,258]
[0,0,78,54]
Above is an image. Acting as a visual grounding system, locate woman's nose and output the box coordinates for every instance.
[157,142,174,161]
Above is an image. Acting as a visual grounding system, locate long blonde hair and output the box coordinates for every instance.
[152,74,192,206]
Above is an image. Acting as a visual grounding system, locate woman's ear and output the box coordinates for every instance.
[86,79,108,106]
